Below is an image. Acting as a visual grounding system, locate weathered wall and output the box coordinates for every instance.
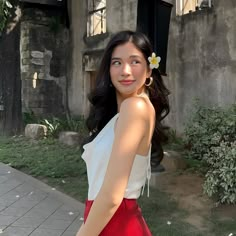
[0,3,22,135]
[68,0,236,133]
[20,5,69,117]
[166,0,236,132]
[68,0,138,116]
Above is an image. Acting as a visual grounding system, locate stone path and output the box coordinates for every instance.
[0,163,84,236]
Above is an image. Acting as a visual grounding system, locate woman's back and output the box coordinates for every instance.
[82,108,153,200]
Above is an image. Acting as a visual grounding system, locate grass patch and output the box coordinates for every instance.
[138,190,204,236]
[211,218,236,236]
[0,135,87,201]
[0,135,235,236]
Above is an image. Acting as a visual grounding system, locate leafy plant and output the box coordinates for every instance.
[40,116,88,138]
[184,101,236,204]
[184,101,236,161]
[23,112,88,138]
[203,141,236,204]
[0,0,13,33]
[164,128,185,152]
[22,110,39,125]
[42,118,60,137]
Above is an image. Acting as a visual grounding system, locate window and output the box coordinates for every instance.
[176,0,212,16]
[87,0,106,37]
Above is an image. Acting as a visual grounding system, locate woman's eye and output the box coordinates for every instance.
[131,60,140,65]
[112,61,121,65]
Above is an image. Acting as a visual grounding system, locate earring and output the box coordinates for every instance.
[145,77,153,87]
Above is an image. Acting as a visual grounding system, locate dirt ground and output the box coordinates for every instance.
[155,171,236,232]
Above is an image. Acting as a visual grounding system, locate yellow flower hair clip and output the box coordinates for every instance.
[148,52,161,69]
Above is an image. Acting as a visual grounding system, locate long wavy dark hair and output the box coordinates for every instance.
[84,30,170,164]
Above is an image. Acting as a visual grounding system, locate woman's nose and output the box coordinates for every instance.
[121,63,131,75]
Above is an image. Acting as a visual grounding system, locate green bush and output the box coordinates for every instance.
[203,141,236,204]
[22,110,39,125]
[184,102,236,204]
[184,102,236,161]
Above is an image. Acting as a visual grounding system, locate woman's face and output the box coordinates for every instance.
[110,41,151,99]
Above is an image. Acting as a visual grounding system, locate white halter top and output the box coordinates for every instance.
[81,113,152,200]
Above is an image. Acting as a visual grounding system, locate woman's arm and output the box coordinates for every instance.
[76,97,149,236]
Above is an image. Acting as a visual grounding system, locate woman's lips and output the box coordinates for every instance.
[119,80,135,85]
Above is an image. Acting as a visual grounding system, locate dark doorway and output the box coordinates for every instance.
[137,0,173,75]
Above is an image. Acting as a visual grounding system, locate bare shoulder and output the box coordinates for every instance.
[120,96,154,120]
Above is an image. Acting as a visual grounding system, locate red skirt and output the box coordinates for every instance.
[84,198,152,236]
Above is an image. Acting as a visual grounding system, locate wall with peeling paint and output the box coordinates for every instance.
[165,0,236,132]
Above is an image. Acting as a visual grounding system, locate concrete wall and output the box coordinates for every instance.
[68,0,138,116]
[165,0,236,132]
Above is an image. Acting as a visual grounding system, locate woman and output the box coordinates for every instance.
[76,30,169,236]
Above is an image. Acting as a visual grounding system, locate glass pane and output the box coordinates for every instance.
[176,0,203,15]
[95,0,106,10]
[88,0,106,11]
[87,8,106,36]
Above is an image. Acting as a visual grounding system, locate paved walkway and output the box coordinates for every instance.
[0,162,84,236]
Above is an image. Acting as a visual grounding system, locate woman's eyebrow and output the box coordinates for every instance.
[111,55,142,60]
[111,57,121,61]
[130,55,142,59]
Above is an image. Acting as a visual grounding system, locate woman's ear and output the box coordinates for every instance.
[147,68,152,78]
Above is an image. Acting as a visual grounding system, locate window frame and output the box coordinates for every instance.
[87,0,106,37]
[176,0,212,16]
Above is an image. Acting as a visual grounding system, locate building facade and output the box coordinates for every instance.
[17,0,236,133]
[68,0,236,133]
[68,0,173,116]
